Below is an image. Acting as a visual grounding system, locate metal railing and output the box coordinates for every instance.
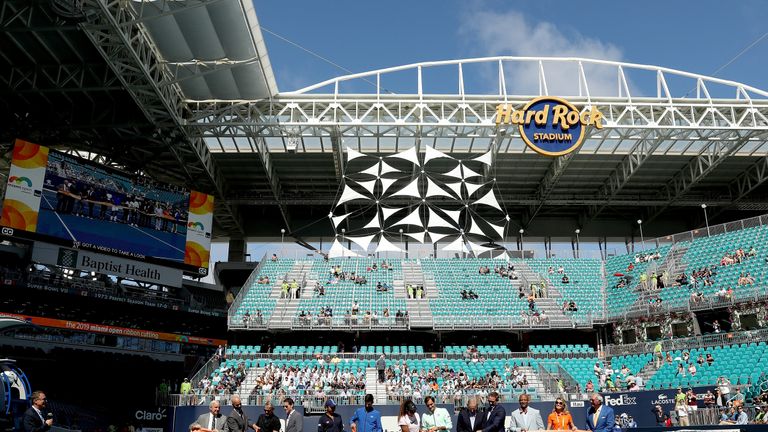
[605,327,768,357]
[228,252,270,315]
[613,283,768,321]
[643,213,768,251]
[290,316,409,330]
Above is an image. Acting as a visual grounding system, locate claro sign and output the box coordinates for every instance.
[496,97,604,156]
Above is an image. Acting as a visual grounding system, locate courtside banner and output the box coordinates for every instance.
[0,140,49,232]
[0,312,226,346]
[31,242,183,287]
[184,190,213,273]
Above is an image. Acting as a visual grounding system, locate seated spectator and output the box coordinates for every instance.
[717,287,728,300]
[557,265,565,274]
[561,274,570,284]
[468,290,478,300]
[461,289,469,300]
[271,254,277,261]
[706,353,715,365]
[627,262,635,272]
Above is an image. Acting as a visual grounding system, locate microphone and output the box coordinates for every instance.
[46,413,54,423]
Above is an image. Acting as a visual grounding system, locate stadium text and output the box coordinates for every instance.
[494,101,603,129]
[80,255,162,281]
[496,97,604,156]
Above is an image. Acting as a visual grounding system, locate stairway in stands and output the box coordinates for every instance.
[238,367,264,401]
[366,367,388,404]
[515,261,572,326]
[267,261,314,329]
[516,365,548,395]
[625,243,691,315]
[397,261,434,328]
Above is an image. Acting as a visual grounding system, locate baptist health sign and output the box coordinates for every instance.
[496,97,604,156]
[32,242,183,287]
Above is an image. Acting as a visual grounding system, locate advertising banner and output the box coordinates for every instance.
[0,312,226,346]
[0,140,49,231]
[184,191,214,273]
[32,242,183,287]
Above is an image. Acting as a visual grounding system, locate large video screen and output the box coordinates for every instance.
[0,140,213,275]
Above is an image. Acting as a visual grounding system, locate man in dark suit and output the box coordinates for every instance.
[226,396,257,432]
[23,391,53,432]
[481,392,505,432]
[195,400,227,432]
[456,397,484,432]
[586,394,615,432]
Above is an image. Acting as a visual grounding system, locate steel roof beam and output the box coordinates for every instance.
[79,0,242,235]
[226,196,768,209]
[645,132,758,223]
[711,155,768,219]
[586,129,670,221]
[0,63,121,93]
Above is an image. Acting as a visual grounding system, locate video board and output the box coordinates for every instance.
[0,140,213,275]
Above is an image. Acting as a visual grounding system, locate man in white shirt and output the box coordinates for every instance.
[509,394,543,432]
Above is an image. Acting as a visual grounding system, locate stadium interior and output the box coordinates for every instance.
[2,0,768,431]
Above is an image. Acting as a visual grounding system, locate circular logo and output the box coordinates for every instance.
[518,97,587,157]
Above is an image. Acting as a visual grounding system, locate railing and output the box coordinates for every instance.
[643,213,768,251]
[290,316,409,330]
[432,312,594,330]
[614,283,768,321]
[688,406,762,426]
[605,327,768,357]
[228,251,270,315]
[188,353,223,389]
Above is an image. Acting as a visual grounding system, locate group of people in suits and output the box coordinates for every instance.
[188,391,615,432]
[433,392,615,432]
[190,397,303,432]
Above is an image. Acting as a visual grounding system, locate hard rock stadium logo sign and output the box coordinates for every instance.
[495,97,604,156]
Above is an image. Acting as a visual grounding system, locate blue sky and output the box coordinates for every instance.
[255,0,768,95]
[201,1,768,281]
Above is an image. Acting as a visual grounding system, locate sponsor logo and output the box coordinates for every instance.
[8,176,32,187]
[1,227,14,236]
[187,221,205,230]
[570,401,585,408]
[604,394,637,406]
[199,267,208,276]
[496,96,604,156]
[652,393,676,405]
[135,408,167,421]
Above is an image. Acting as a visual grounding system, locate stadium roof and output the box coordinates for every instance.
[2,3,768,242]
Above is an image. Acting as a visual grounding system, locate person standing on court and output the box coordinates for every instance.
[509,394,543,432]
[350,394,382,432]
[421,396,453,432]
[284,397,304,432]
[546,398,576,430]
[23,391,53,432]
[480,392,506,432]
[456,397,483,432]
[318,400,344,432]
[255,402,281,432]
[195,400,227,432]
[585,394,614,432]
[376,355,386,383]
[226,395,257,432]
